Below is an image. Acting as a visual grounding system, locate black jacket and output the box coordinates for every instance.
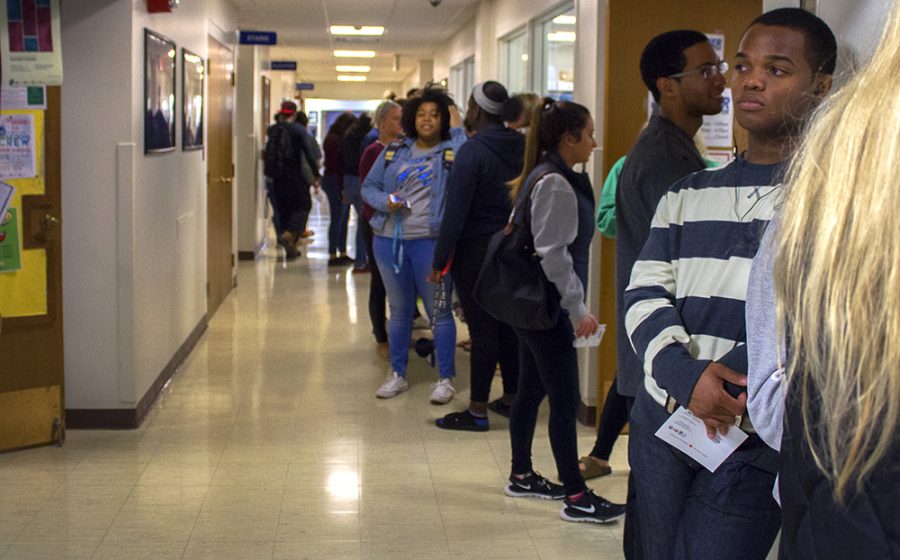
[433,124,525,270]
[779,378,900,559]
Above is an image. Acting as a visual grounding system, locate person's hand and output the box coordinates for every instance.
[427,269,443,284]
[449,105,463,128]
[386,192,405,212]
[688,363,747,438]
[575,313,600,338]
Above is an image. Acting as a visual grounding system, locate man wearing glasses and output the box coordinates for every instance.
[613,29,726,560]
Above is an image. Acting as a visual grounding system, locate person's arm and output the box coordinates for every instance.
[361,148,392,211]
[297,128,321,178]
[746,220,786,451]
[433,144,478,271]
[530,175,588,325]
[625,190,746,431]
[596,156,626,239]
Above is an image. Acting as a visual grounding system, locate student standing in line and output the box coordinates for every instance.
[430,81,524,432]
[623,9,836,559]
[614,30,727,558]
[322,112,357,266]
[361,89,467,403]
[502,98,625,525]
[747,4,899,558]
[358,100,403,359]
[342,114,375,272]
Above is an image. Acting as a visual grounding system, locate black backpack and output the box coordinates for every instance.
[263,122,294,179]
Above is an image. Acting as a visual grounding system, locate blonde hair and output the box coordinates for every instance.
[775,2,900,503]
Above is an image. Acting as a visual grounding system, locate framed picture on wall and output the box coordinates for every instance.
[182,49,205,151]
[144,29,176,153]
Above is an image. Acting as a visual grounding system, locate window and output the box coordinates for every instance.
[449,55,475,111]
[535,5,575,100]
[500,28,529,94]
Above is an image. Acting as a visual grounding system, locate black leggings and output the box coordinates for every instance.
[589,376,629,460]
[451,236,519,402]
[510,314,585,495]
[361,217,387,343]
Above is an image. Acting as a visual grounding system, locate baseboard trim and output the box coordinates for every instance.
[65,315,208,430]
[577,403,597,427]
[238,237,268,261]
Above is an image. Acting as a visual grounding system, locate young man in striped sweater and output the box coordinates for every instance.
[623,9,836,560]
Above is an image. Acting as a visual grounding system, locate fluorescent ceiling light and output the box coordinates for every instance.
[336,65,371,72]
[330,25,385,36]
[552,14,577,25]
[334,49,377,58]
[337,75,367,82]
[547,31,576,42]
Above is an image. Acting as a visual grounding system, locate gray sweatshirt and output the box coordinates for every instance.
[746,217,786,452]
[530,174,588,328]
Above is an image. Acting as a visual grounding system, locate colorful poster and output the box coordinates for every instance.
[1,84,46,109]
[706,33,725,62]
[0,208,22,273]
[0,181,13,218]
[0,113,37,179]
[701,87,734,149]
[0,0,63,85]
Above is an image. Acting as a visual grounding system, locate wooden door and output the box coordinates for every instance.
[596,0,763,419]
[206,36,234,317]
[0,87,65,451]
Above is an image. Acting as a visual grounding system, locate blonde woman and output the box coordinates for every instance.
[748,3,900,557]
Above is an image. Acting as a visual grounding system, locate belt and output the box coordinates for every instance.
[664,395,756,433]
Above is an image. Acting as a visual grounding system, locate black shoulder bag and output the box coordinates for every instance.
[472,169,561,330]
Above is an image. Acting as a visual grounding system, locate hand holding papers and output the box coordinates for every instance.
[655,407,748,472]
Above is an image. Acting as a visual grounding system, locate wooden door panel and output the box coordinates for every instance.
[206,36,234,317]
[0,87,64,451]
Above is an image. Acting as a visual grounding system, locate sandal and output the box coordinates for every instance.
[579,456,612,480]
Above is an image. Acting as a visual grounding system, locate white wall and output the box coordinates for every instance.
[62,0,239,410]
[817,0,892,74]
[236,44,266,256]
[433,18,477,84]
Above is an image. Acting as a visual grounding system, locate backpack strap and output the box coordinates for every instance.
[441,147,455,170]
[510,164,557,229]
[383,140,404,169]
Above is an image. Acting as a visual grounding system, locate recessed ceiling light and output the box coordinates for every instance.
[336,65,371,72]
[330,25,385,36]
[337,75,367,82]
[547,31,576,42]
[552,15,576,25]
[334,49,377,58]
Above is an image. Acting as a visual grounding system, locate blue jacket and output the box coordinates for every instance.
[361,128,467,237]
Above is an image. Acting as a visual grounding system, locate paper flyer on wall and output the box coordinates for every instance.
[0,0,63,86]
[0,182,14,219]
[0,208,22,273]
[0,113,37,180]
[1,84,47,109]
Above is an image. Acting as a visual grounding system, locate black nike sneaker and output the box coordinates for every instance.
[504,472,565,500]
[560,490,626,524]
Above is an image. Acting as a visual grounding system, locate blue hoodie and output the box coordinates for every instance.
[361,128,467,237]
[432,124,525,270]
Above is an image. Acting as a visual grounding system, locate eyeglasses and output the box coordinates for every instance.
[668,60,729,80]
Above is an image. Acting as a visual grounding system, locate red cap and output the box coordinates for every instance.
[279,101,297,115]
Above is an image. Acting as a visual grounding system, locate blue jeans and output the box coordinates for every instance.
[628,392,780,560]
[342,175,368,268]
[372,235,455,379]
[322,174,349,255]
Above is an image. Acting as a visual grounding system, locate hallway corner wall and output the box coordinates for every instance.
[62,0,238,421]
[431,18,476,86]
[235,44,267,258]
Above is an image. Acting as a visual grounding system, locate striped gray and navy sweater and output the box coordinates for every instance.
[624,156,783,410]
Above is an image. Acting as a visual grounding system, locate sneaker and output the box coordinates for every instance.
[435,411,489,432]
[505,472,565,500]
[376,372,408,399]
[487,398,513,418]
[560,490,625,524]
[429,378,456,405]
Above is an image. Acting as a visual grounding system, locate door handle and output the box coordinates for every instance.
[219,177,233,184]
[41,214,60,232]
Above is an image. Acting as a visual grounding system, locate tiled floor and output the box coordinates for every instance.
[0,208,630,559]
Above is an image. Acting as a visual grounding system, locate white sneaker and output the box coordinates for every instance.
[376,372,409,399]
[430,378,456,405]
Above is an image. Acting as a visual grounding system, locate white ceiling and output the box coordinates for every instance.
[234,0,481,85]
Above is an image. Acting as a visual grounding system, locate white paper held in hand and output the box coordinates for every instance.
[573,324,606,348]
[654,407,748,472]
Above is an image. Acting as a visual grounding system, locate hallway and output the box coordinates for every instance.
[0,216,628,559]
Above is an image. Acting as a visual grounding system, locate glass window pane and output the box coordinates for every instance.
[500,30,528,94]
[541,7,575,100]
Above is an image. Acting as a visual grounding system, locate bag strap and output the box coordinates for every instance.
[509,166,556,230]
